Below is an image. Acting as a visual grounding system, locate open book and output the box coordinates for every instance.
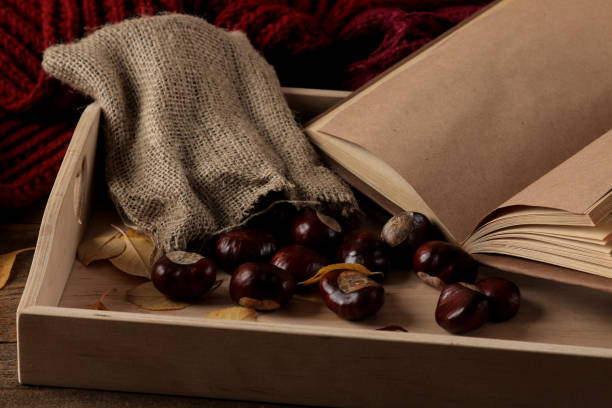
[305,0,612,287]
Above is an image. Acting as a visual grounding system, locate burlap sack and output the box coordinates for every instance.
[42,14,357,251]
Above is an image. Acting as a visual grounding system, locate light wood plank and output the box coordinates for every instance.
[17,311,612,407]
[1,344,275,407]
[17,103,100,311]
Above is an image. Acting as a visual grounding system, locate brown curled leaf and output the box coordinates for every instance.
[205,306,257,321]
[127,281,192,311]
[0,247,35,290]
[109,225,155,278]
[299,263,383,286]
[77,232,125,266]
[87,288,116,310]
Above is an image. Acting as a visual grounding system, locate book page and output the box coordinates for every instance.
[501,130,612,217]
[316,0,612,242]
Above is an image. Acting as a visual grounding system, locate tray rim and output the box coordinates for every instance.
[16,98,612,359]
[15,95,612,406]
[19,304,612,359]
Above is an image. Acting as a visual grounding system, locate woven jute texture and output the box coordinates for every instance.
[42,14,357,251]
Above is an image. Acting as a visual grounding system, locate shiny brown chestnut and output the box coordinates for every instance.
[230,262,295,310]
[270,245,329,283]
[151,251,217,299]
[476,277,521,322]
[215,229,277,272]
[381,211,432,267]
[435,283,489,334]
[319,269,384,321]
[336,232,390,273]
[413,241,478,284]
[291,210,343,254]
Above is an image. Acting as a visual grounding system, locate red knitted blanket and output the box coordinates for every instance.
[0,0,490,208]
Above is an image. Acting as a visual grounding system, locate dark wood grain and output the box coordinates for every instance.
[0,202,289,408]
[0,224,38,343]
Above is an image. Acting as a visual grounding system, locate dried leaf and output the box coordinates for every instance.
[109,225,155,278]
[299,263,383,286]
[206,306,257,321]
[88,301,109,311]
[87,288,116,310]
[77,232,125,266]
[0,247,34,290]
[127,281,192,311]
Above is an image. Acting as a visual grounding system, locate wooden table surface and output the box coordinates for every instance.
[0,201,288,408]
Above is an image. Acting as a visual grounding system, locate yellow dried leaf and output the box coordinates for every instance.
[109,225,155,278]
[125,229,144,238]
[88,301,109,311]
[206,306,257,321]
[127,281,192,311]
[77,232,125,266]
[0,247,34,290]
[87,288,116,310]
[298,263,383,286]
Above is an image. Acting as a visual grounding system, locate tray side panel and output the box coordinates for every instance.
[18,311,612,407]
[17,103,101,309]
[16,103,100,384]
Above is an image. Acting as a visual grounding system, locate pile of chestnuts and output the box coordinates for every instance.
[151,205,521,333]
[411,239,521,334]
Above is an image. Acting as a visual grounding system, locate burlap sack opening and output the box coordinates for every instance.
[42,14,358,251]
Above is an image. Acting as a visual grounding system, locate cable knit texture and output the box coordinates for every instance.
[0,0,490,208]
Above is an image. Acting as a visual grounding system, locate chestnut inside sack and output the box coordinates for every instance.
[42,14,357,252]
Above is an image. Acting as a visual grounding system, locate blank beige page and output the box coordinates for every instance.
[318,0,612,242]
[502,130,612,215]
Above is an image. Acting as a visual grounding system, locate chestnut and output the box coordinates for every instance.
[230,262,295,310]
[413,241,478,284]
[435,283,489,334]
[319,269,384,321]
[270,245,329,283]
[291,210,343,254]
[246,202,298,244]
[380,211,432,267]
[215,229,277,272]
[336,232,390,273]
[151,251,217,299]
[476,277,521,322]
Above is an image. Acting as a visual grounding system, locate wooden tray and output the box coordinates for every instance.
[17,89,612,407]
